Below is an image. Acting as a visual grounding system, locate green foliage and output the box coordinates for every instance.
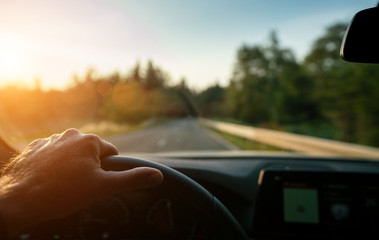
[175,78,199,117]
[143,61,166,90]
[196,24,379,147]
[303,23,379,146]
[224,31,319,125]
[195,83,227,117]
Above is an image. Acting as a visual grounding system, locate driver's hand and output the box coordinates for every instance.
[0,128,163,238]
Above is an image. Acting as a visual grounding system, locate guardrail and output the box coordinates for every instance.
[199,118,379,159]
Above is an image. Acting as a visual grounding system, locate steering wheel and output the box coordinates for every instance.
[21,155,248,239]
[101,155,249,240]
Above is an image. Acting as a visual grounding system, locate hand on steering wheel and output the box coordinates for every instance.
[0,129,163,238]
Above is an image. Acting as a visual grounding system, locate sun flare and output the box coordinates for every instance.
[0,33,26,82]
[1,51,22,71]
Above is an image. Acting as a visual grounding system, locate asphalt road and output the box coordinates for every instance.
[106,118,237,153]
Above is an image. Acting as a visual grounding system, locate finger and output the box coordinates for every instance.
[28,138,48,148]
[102,167,163,194]
[48,133,60,140]
[79,133,118,158]
[59,128,82,140]
[99,139,119,158]
[66,131,118,159]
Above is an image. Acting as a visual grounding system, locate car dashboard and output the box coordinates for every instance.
[149,153,379,239]
[18,152,379,240]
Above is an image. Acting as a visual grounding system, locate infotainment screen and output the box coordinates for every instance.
[252,169,379,240]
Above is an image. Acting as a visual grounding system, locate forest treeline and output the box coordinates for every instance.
[0,60,195,138]
[196,23,379,147]
[0,22,378,147]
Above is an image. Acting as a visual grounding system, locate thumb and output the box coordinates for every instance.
[103,167,164,194]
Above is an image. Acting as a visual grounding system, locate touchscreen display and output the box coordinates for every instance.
[283,184,319,224]
[253,169,379,239]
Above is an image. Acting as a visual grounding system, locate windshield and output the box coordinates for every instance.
[0,0,378,158]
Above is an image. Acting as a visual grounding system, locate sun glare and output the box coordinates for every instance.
[0,33,26,83]
[1,51,22,74]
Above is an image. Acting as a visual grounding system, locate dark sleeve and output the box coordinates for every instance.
[0,213,9,240]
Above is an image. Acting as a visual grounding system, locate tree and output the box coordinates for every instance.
[144,60,164,90]
[228,31,306,124]
[130,61,142,83]
[304,22,379,146]
[175,78,198,117]
[196,83,226,117]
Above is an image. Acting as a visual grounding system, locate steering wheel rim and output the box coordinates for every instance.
[102,155,249,240]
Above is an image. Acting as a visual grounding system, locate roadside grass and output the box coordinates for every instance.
[282,121,338,140]
[212,118,251,126]
[212,118,339,141]
[207,127,285,151]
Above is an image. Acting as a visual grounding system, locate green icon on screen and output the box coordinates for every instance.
[283,187,319,224]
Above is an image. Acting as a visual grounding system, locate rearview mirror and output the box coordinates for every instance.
[340,6,379,63]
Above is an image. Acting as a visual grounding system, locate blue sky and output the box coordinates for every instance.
[0,0,376,90]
